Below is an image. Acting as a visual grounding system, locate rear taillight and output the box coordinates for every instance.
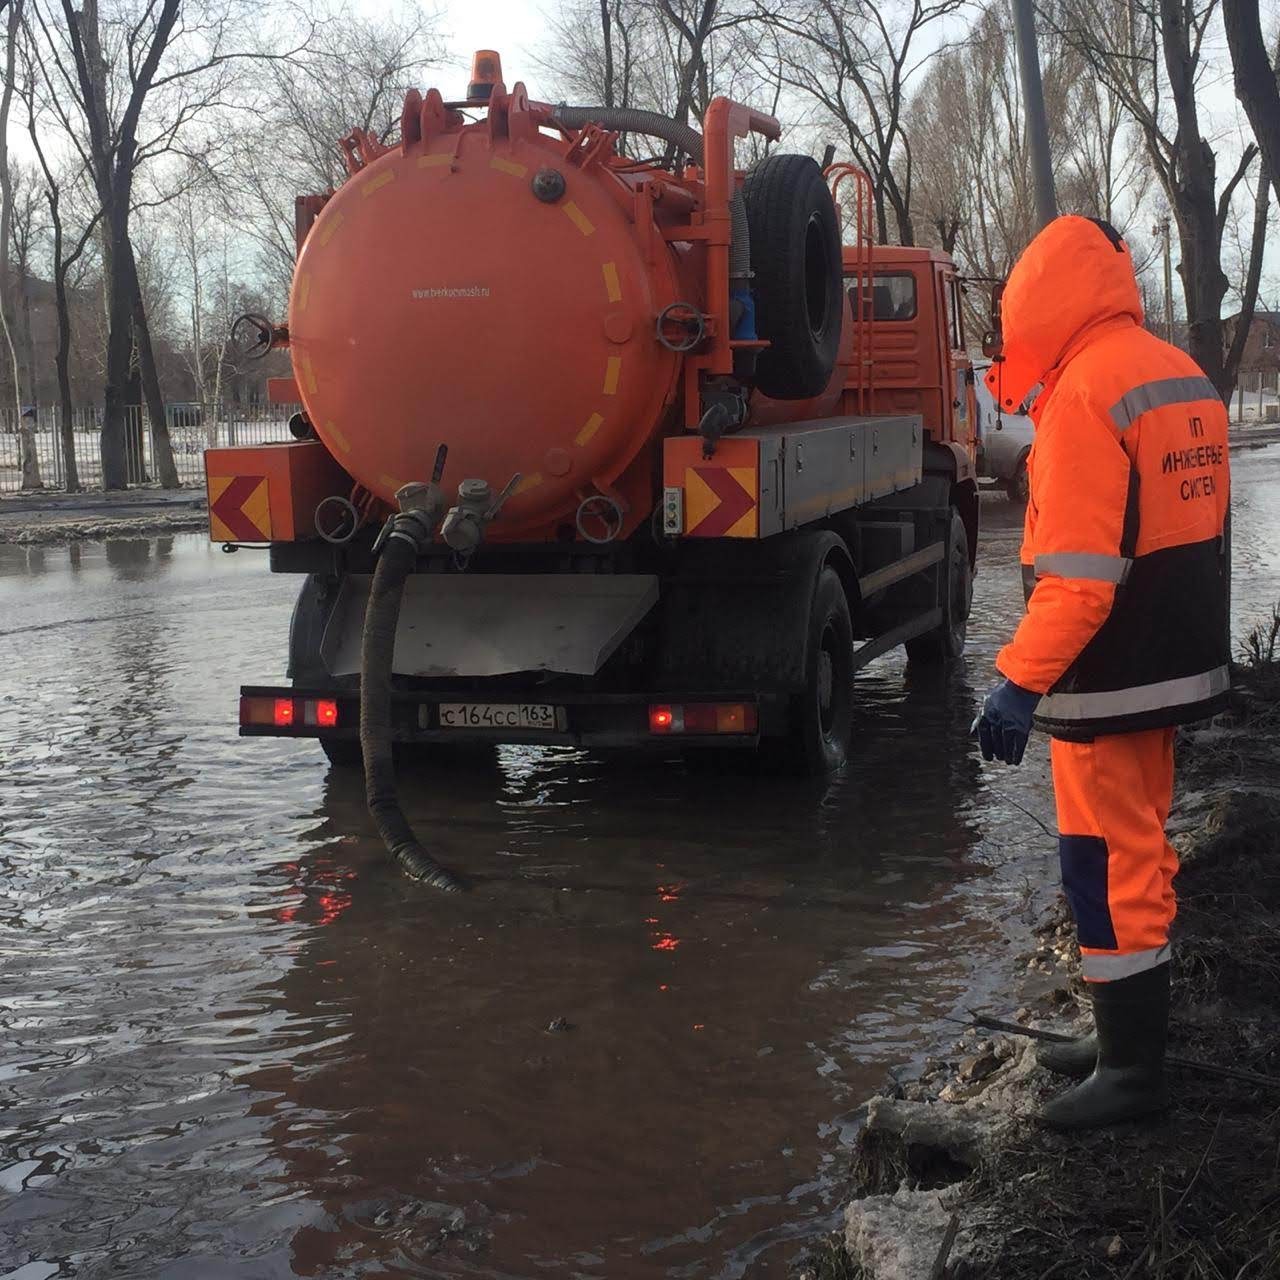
[239,696,341,729]
[648,702,758,735]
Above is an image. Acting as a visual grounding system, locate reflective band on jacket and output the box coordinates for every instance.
[1081,944,1171,982]
[1039,665,1230,722]
[1034,552,1133,583]
[1109,376,1220,431]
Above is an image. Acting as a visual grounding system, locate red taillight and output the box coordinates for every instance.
[315,699,339,727]
[273,697,295,727]
[647,703,757,736]
[650,706,675,733]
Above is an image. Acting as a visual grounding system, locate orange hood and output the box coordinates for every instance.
[985,215,1144,414]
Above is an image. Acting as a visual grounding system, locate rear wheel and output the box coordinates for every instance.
[783,566,855,774]
[1004,453,1030,504]
[905,508,971,664]
[320,736,363,767]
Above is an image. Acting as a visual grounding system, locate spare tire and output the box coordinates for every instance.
[743,153,843,399]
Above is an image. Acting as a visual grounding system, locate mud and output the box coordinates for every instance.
[803,478,1280,1277]
[0,489,207,545]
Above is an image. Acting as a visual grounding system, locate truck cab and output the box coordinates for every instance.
[840,246,978,460]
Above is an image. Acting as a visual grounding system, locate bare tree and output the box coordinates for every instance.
[907,0,1155,342]
[223,7,440,309]
[1,0,45,488]
[760,0,967,245]
[1047,0,1265,398]
[1222,0,1280,208]
[29,0,309,487]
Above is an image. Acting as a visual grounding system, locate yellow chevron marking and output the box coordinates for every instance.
[516,472,543,493]
[576,413,604,446]
[324,420,350,454]
[490,155,527,177]
[602,262,622,302]
[316,212,344,247]
[418,153,452,169]
[296,273,311,313]
[362,169,396,197]
[603,356,622,396]
[563,201,595,236]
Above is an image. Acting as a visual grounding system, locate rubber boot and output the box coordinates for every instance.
[1036,1029,1097,1078]
[1039,963,1171,1130]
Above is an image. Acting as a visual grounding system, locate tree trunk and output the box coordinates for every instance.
[599,0,615,107]
[129,250,180,488]
[47,195,81,492]
[1223,0,1280,207]
[0,0,29,469]
[1221,157,1270,402]
[1159,0,1229,394]
[99,202,138,488]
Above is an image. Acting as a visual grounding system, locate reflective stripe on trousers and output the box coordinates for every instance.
[1039,664,1230,723]
[1081,944,1171,982]
[1034,551,1132,583]
[1109,375,1220,431]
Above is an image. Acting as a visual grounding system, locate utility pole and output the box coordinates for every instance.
[1152,216,1175,345]
[1011,0,1058,230]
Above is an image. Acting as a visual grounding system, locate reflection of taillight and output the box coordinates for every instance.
[647,703,758,735]
[273,698,295,727]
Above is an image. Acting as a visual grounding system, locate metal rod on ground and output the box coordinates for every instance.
[1011,0,1058,230]
[966,1013,1280,1088]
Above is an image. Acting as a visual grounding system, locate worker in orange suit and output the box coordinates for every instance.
[974,215,1231,1129]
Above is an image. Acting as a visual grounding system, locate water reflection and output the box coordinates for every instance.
[0,447,1276,1278]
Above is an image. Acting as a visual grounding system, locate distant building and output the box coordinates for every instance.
[1224,310,1280,373]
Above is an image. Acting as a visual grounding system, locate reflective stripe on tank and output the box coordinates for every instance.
[1034,552,1132,583]
[1039,665,1230,722]
[1109,376,1220,431]
[1081,944,1171,982]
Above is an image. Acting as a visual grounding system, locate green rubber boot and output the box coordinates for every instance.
[1039,963,1171,1130]
[1036,1030,1098,1078]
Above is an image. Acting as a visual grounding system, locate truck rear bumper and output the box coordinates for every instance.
[239,685,770,750]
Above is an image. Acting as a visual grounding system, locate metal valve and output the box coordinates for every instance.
[440,472,522,556]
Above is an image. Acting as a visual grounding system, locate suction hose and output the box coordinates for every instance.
[360,508,466,892]
[550,105,751,284]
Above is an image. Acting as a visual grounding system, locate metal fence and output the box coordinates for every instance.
[0,403,298,493]
[1233,370,1280,425]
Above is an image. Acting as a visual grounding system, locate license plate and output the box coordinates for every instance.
[436,703,559,731]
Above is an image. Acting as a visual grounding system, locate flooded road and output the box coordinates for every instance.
[2,446,1277,1279]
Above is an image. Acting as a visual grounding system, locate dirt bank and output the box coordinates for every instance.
[0,489,207,544]
[798,621,1280,1280]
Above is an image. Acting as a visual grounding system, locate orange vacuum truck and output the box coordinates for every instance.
[213,54,979,879]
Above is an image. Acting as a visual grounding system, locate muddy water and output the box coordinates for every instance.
[2,447,1277,1279]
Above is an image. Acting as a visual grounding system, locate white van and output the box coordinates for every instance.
[974,362,1034,502]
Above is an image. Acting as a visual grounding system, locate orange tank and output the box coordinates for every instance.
[287,65,840,542]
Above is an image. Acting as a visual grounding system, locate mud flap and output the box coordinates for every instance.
[319,573,659,678]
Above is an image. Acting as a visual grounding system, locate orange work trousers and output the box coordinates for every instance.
[1049,726,1177,983]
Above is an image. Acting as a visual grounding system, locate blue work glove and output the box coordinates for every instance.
[973,679,1041,765]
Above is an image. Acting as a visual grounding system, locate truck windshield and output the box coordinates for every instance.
[848,272,918,321]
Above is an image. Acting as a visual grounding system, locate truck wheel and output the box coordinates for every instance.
[744,153,842,399]
[784,566,855,773]
[320,737,363,767]
[1004,454,1030,504]
[905,508,971,664]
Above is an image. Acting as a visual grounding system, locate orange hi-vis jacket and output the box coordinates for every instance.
[985,216,1230,741]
